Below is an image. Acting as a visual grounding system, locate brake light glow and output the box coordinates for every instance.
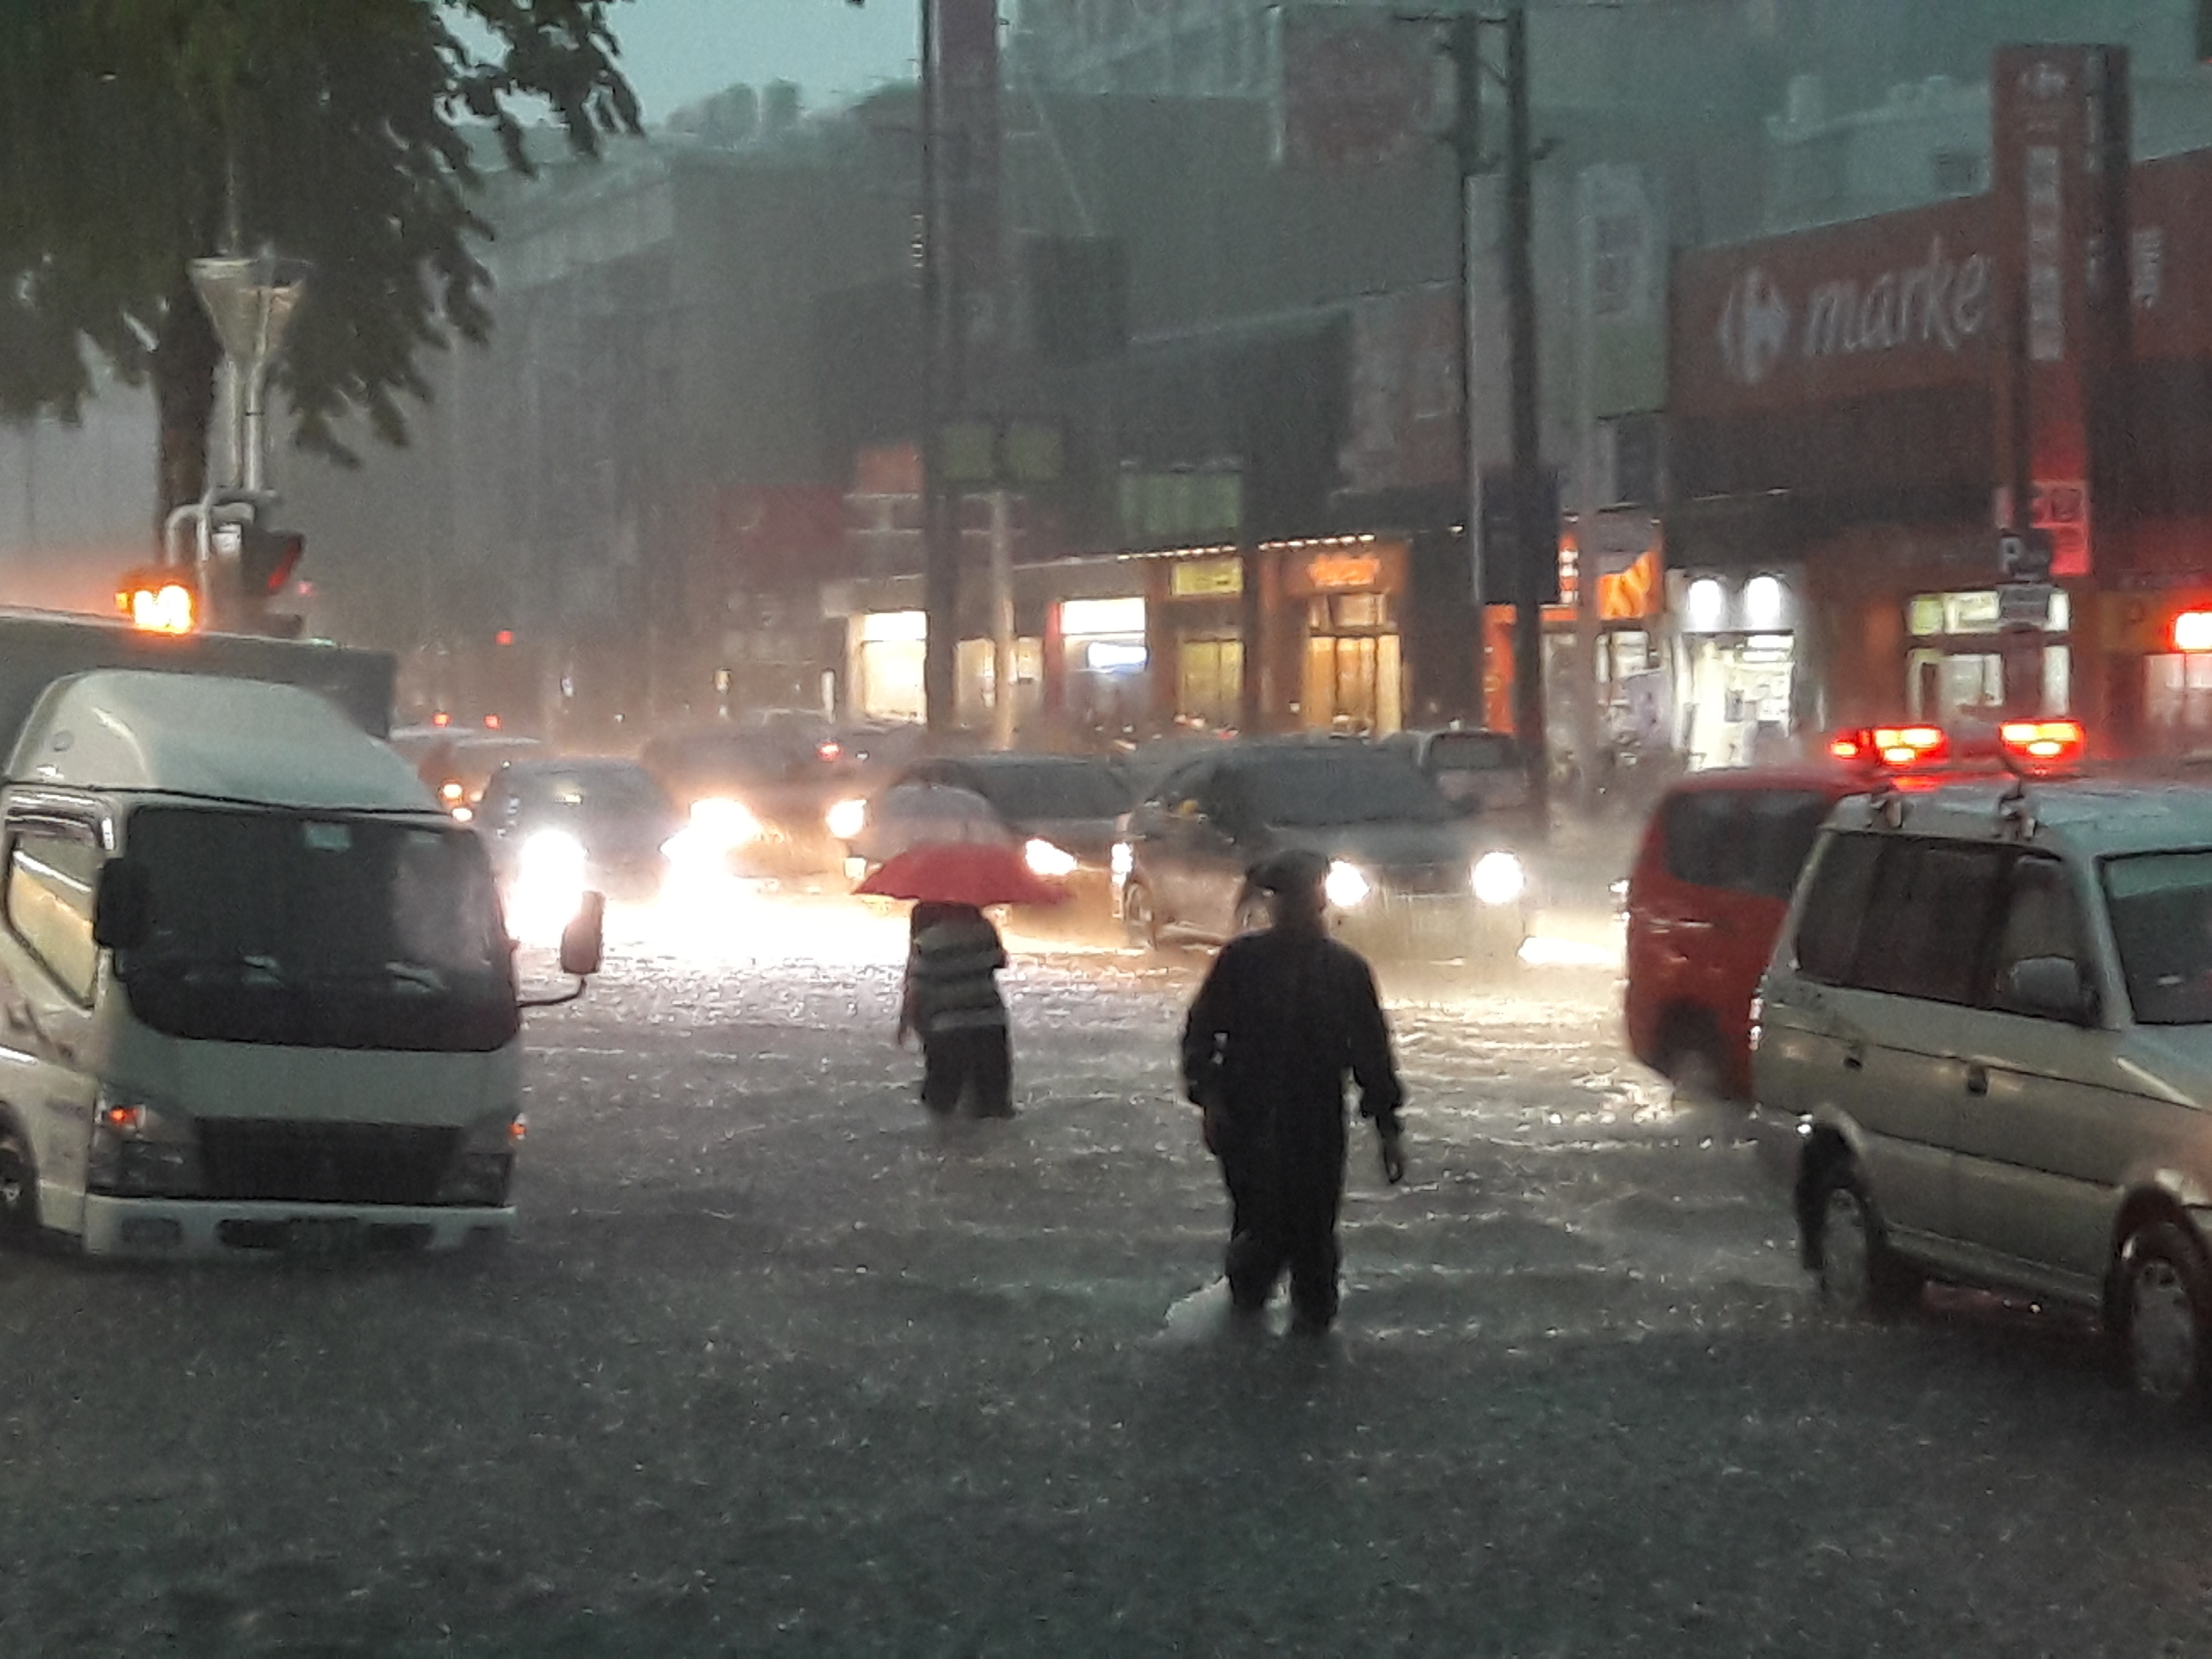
[1829,725,1950,767]
[1998,718,2087,768]
[818,740,842,761]
[2175,611,2212,653]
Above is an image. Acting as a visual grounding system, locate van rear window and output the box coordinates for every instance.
[1661,789,1832,900]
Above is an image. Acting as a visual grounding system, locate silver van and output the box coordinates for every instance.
[1757,773,2212,1405]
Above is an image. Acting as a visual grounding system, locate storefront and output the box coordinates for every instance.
[1056,595,1149,733]
[849,608,928,724]
[1904,586,2071,722]
[1671,569,1804,769]
[1277,537,1408,734]
[1155,554,1245,730]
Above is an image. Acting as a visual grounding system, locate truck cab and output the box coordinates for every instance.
[0,668,598,1257]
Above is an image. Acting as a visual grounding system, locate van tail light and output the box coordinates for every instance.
[1829,725,1951,768]
[1998,718,2087,772]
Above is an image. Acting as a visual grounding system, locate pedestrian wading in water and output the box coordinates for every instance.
[897,901,1015,1118]
[1180,848,1406,1333]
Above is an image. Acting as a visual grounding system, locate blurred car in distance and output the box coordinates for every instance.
[639,725,855,875]
[1116,739,1527,965]
[388,723,544,820]
[474,756,683,939]
[1381,727,1534,824]
[843,753,1135,919]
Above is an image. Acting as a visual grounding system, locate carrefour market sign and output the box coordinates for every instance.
[1678,196,1998,416]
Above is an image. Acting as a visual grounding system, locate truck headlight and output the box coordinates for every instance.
[435,1111,524,1206]
[1472,850,1527,907]
[510,829,590,945]
[1024,838,1080,879]
[86,1091,203,1197]
[1325,860,1372,909]
[825,797,868,841]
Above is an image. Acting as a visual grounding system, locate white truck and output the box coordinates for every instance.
[0,611,602,1257]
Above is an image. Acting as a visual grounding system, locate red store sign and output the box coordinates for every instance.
[1677,198,1999,419]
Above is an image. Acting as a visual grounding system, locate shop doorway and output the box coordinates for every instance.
[1683,635,1795,768]
[1301,595,1402,733]
[1177,638,1242,729]
[1904,589,2070,723]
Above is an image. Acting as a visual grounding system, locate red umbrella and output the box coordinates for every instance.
[855,840,1068,908]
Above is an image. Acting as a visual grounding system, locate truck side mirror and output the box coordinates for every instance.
[559,890,606,979]
[93,858,150,951]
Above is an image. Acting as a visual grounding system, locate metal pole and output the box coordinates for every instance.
[990,487,1016,749]
[1505,0,1550,827]
[1452,13,1486,729]
[1571,168,1603,812]
[920,0,961,737]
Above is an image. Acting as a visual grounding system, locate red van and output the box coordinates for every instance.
[1623,766,1856,1100]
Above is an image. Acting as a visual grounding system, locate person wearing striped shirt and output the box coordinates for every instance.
[896,901,1014,1118]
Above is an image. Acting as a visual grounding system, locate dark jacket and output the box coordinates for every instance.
[1180,927,1404,1152]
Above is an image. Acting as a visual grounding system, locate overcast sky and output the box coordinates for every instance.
[608,0,922,122]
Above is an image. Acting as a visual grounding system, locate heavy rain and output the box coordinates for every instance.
[10,3,2212,1654]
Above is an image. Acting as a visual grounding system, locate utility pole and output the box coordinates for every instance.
[1447,12,1486,729]
[1503,0,1549,826]
[919,0,960,737]
[1412,3,1549,820]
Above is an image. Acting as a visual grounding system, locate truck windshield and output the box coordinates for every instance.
[119,806,519,1051]
[2103,851,2212,1026]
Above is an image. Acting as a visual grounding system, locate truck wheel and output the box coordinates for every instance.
[0,1133,39,1245]
[2116,1220,2212,1408]
[1806,1159,1919,1317]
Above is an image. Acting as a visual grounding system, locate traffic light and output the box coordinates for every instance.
[116,567,198,634]
[237,523,304,598]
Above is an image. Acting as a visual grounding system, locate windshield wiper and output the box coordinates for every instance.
[312,962,452,995]
[133,950,301,989]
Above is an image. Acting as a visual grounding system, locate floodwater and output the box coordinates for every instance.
[2,877,2209,1655]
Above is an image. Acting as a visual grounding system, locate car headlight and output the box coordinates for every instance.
[519,829,588,885]
[1325,860,1372,909]
[1472,850,1526,907]
[825,797,868,841]
[689,797,763,850]
[1025,838,1080,879]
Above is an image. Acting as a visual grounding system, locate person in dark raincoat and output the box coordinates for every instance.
[896,901,1015,1118]
[1180,848,1406,1332]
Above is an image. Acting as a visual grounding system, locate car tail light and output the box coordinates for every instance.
[1998,718,2087,772]
[1829,725,1951,768]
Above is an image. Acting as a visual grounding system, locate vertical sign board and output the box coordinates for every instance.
[1340,286,1463,495]
[936,0,1004,360]
[1990,45,2131,579]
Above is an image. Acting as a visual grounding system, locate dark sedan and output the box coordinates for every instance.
[639,726,855,876]
[1115,741,1528,966]
[474,758,681,933]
